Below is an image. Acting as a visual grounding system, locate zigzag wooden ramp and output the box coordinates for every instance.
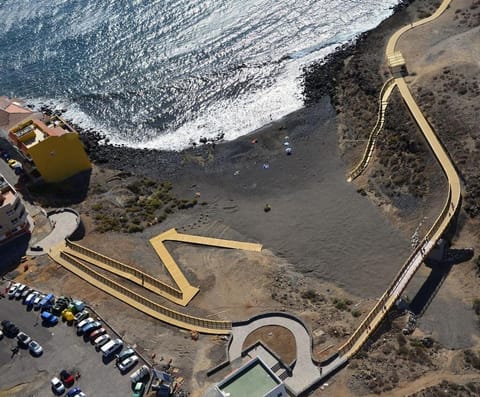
[49,248,231,334]
[48,228,262,332]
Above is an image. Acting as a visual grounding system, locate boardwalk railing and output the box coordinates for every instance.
[59,251,232,334]
[348,77,396,181]
[65,239,184,301]
[338,0,459,359]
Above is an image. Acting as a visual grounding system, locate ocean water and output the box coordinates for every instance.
[0,0,400,150]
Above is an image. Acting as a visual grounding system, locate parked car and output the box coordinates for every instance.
[74,310,89,324]
[52,296,71,315]
[24,291,39,306]
[67,387,85,397]
[1,151,10,161]
[41,311,59,326]
[89,327,106,342]
[118,354,138,373]
[28,340,43,356]
[2,320,19,337]
[81,321,101,336]
[8,159,22,169]
[39,293,55,309]
[7,283,20,298]
[51,376,65,394]
[76,317,94,330]
[60,369,75,387]
[130,365,150,384]
[20,288,32,301]
[0,330,3,339]
[132,381,146,397]
[17,332,32,346]
[14,284,27,299]
[116,347,136,363]
[94,334,111,349]
[33,294,45,310]
[62,309,75,322]
[101,338,123,358]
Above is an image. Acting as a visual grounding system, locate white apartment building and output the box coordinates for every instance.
[0,174,29,244]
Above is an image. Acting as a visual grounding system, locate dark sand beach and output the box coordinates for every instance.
[170,99,411,298]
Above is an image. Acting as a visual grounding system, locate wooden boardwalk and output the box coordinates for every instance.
[340,0,459,358]
[347,77,396,182]
[49,228,262,333]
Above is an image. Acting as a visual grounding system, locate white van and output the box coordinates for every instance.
[101,338,123,357]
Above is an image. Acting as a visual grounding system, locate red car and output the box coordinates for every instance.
[60,369,75,387]
[89,327,106,343]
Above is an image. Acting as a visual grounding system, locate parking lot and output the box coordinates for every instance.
[0,280,146,397]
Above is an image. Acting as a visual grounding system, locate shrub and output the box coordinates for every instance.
[351,309,361,318]
[127,224,144,233]
[473,299,480,315]
[301,289,317,300]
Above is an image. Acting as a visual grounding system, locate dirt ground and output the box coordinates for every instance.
[243,325,297,364]
[4,1,480,396]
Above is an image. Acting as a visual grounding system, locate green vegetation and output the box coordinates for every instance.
[464,350,480,370]
[351,309,362,318]
[301,289,318,300]
[332,297,353,311]
[91,177,201,233]
[473,298,480,315]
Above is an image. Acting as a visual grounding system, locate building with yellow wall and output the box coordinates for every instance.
[8,116,91,183]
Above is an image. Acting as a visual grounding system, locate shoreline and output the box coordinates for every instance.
[35,3,419,180]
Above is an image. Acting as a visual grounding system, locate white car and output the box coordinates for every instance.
[74,310,89,323]
[76,317,94,330]
[14,284,27,299]
[130,365,150,383]
[118,354,139,372]
[7,283,20,298]
[28,340,43,356]
[24,291,39,306]
[17,331,32,346]
[51,377,65,394]
[0,330,3,339]
[33,294,45,309]
[94,334,110,348]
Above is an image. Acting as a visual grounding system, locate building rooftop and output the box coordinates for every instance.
[11,117,75,149]
[218,358,282,397]
[0,96,38,131]
[0,175,16,208]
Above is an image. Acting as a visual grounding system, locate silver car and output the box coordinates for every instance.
[7,283,20,298]
[118,355,139,373]
[14,284,27,299]
[28,340,43,356]
[33,294,45,310]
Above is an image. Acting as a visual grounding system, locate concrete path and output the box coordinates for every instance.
[28,210,79,255]
[229,315,321,395]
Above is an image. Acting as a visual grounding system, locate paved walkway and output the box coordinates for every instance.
[28,210,79,255]
[229,315,321,395]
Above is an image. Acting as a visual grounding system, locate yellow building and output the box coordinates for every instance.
[9,116,91,183]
